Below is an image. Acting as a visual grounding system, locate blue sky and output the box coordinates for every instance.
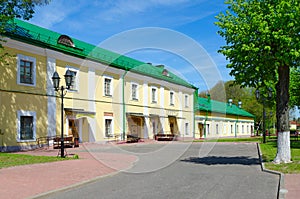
[29,0,231,91]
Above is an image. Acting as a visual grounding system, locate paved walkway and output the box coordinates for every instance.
[0,143,137,199]
[0,142,299,199]
[285,174,300,199]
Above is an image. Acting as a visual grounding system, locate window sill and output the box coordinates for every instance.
[67,89,79,93]
[17,139,36,143]
[17,82,36,87]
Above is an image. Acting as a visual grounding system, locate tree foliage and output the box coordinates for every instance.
[0,0,50,58]
[216,0,300,163]
[216,0,300,88]
[290,67,300,108]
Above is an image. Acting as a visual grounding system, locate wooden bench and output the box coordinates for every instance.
[53,136,75,149]
[126,134,140,143]
[155,133,176,141]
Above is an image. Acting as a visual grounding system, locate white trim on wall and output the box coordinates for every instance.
[16,54,36,87]
[17,110,36,142]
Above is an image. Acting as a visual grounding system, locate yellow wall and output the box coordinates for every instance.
[0,47,48,149]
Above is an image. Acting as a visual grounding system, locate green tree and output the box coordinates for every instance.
[216,0,300,163]
[290,67,300,108]
[0,0,50,59]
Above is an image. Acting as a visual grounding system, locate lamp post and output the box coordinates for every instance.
[255,87,273,143]
[52,69,73,158]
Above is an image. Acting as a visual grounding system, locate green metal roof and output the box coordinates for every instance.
[197,97,255,118]
[3,19,196,89]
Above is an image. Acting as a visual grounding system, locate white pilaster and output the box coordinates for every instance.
[88,68,96,112]
[47,57,56,137]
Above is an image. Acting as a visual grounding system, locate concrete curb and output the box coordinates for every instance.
[256,143,287,199]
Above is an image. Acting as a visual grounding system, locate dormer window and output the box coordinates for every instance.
[57,35,75,47]
[162,69,169,77]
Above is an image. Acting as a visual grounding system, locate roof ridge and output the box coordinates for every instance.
[4,19,196,89]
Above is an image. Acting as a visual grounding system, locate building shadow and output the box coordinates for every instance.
[181,156,259,166]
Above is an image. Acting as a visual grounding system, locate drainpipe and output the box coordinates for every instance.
[204,110,208,138]
[235,114,239,138]
[193,90,197,139]
[122,70,128,140]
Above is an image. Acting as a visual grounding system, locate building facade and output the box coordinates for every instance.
[195,97,255,138]
[0,19,197,151]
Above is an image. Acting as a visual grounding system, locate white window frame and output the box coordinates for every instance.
[184,94,189,108]
[66,66,79,92]
[131,82,139,101]
[103,76,113,97]
[17,110,36,142]
[104,116,114,138]
[151,86,158,103]
[17,54,36,87]
[170,91,174,106]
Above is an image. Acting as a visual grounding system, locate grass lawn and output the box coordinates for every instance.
[260,139,300,174]
[0,153,71,169]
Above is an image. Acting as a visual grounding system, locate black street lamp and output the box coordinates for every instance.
[52,69,73,158]
[255,87,273,143]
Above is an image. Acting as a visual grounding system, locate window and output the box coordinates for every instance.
[17,111,36,141]
[104,76,113,96]
[206,124,210,135]
[170,91,174,105]
[236,125,239,134]
[151,87,157,103]
[185,123,189,135]
[64,67,79,91]
[105,119,113,137]
[184,95,189,107]
[242,125,244,134]
[131,83,138,100]
[231,125,233,134]
[216,124,219,134]
[17,54,36,86]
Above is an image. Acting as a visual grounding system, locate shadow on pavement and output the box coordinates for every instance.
[181,156,259,165]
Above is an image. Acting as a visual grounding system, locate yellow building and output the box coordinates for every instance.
[0,19,197,151]
[195,97,255,139]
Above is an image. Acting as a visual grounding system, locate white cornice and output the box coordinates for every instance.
[3,38,196,90]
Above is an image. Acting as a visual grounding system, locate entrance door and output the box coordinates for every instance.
[68,119,80,147]
[198,123,204,138]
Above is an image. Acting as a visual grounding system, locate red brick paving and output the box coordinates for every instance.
[285,174,300,199]
[0,143,137,199]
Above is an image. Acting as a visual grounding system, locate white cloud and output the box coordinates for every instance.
[30,0,85,29]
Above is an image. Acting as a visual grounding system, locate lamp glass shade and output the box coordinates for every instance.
[52,71,60,90]
[64,69,73,89]
[238,101,242,108]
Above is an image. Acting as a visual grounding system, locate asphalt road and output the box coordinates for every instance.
[39,142,279,199]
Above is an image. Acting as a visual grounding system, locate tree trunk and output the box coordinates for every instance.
[274,65,291,163]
